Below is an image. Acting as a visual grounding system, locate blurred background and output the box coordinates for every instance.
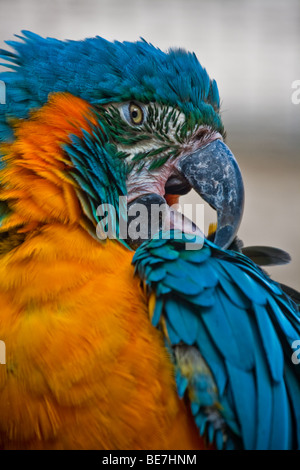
[0,0,299,289]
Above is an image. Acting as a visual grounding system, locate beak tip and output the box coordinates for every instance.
[177,139,245,250]
[213,224,238,250]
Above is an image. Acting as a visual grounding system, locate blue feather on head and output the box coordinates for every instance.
[0,31,221,143]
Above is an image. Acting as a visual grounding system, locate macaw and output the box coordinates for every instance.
[0,31,299,450]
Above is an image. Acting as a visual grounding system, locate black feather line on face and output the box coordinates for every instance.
[96,102,222,174]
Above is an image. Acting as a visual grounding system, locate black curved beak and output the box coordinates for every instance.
[176,140,244,249]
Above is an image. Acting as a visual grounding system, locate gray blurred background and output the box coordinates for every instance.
[0,0,299,289]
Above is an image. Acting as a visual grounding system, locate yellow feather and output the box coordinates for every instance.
[208,222,217,237]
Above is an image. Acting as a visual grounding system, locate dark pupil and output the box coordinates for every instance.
[132,110,138,119]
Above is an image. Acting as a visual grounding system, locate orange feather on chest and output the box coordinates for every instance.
[0,227,206,449]
[0,94,208,449]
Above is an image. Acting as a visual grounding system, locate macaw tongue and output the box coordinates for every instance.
[126,193,203,249]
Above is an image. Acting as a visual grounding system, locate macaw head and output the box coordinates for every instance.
[0,32,244,249]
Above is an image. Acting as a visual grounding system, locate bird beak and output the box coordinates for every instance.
[175,140,245,249]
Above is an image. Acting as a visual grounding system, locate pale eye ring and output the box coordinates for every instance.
[121,102,146,126]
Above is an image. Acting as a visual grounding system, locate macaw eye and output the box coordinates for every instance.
[121,102,146,126]
[129,103,144,125]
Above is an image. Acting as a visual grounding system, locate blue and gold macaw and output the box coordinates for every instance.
[0,31,299,450]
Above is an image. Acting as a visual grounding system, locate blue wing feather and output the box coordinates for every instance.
[251,321,273,450]
[224,360,257,450]
[133,233,300,450]
[252,302,284,382]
